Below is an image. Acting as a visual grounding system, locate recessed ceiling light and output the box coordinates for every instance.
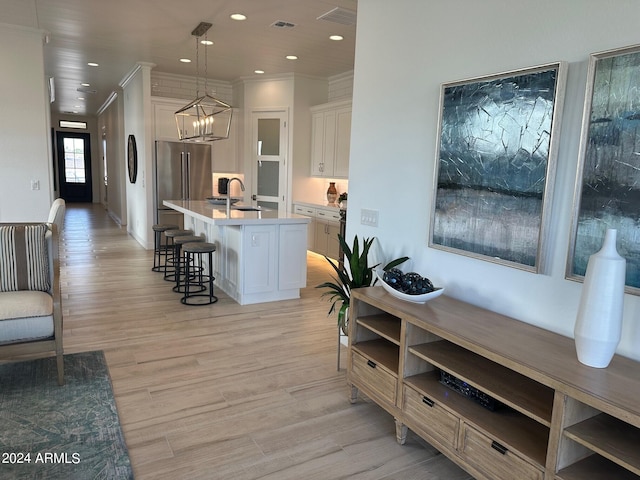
[87,62,99,67]
[230,13,247,21]
[80,83,90,87]
[286,55,298,60]
[254,70,265,74]
[330,35,344,41]
[200,40,213,46]
[180,58,192,63]
[77,97,85,101]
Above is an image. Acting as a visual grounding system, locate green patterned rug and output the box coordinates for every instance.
[0,351,133,479]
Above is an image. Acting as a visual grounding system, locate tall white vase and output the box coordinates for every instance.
[574,229,626,368]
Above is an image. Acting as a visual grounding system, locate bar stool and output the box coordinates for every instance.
[181,242,218,306]
[163,229,194,281]
[172,235,205,293]
[151,224,179,272]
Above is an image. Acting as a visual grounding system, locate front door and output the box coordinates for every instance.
[56,131,93,202]
[252,110,288,213]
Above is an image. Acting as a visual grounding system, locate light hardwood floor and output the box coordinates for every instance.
[58,204,471,480]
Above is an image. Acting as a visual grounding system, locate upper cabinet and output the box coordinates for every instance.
[211,108,241,173]
[310,100,351,178]
[153,97,194,141]
[152,97,241,173]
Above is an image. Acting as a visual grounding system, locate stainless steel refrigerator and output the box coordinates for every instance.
[154,141,213,228]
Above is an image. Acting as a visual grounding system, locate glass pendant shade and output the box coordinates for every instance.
[175,94,232,142]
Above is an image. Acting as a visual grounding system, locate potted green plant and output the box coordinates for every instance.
[317,234,408,334]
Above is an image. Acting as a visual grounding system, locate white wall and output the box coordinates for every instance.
[98,93,126,225]
[350,0,640,360]
[122,64,154,248]
[0,23,53,221]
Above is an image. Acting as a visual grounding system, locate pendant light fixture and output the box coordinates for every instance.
[175,22,233,142]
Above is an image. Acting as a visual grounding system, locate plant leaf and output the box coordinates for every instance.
[383,256,409,271]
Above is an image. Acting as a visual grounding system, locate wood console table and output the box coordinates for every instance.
[348,287,640,480]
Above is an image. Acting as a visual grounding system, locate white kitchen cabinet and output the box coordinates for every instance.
[153,98,196,141]
[310,100,351,178]
[211,108,240,173]
[314,207,341,259]
[242,225,277,295]
[153,98,241,173]
[293,204,316,250]
[278,224,309,291]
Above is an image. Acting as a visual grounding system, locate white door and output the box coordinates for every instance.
[251,110,288,213]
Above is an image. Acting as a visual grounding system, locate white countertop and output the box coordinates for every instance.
[164,200,311,226]
[294,201,342,211]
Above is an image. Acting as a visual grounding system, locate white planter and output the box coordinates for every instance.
[574,229,626,368]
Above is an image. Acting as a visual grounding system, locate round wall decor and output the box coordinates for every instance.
[127,134,138,183]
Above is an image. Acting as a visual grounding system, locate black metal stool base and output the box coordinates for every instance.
[152,224,179,272]
[162,229,194,281]
[180,293,218,306]
[181,242,217,306]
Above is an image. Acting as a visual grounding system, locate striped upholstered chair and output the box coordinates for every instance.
[0,223,64,385]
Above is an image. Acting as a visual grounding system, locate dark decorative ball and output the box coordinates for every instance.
[383,268,404,291]
[401,272,435,295]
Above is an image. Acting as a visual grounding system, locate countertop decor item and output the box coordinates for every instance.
[327,182,338,204]
[376,269,444,304]
[574,228,626,368]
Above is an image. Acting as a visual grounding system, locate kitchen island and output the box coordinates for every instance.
[163,200,311,305]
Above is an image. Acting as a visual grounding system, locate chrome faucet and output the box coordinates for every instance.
[226,177,245,215]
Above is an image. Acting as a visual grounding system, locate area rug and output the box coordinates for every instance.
[0,351,133,479]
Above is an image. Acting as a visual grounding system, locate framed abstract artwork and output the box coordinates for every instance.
[430,62,567,272]
[567,44,640,294]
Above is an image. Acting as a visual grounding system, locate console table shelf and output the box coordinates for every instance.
[352,340,399,373]
[405,371,549,467]
[356,314,401,345]
[409,341,554,426]
[564,414,640,475]
[347,286,640,480]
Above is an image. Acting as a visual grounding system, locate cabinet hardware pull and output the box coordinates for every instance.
[491,441,508,455]
[422,396,435,407]
[366,360,377,368]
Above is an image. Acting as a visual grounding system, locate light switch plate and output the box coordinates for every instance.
[361,208,379,227]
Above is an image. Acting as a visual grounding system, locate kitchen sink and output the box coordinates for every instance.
[232,205,262,211]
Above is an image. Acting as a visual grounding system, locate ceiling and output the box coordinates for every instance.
[2,0,357,116]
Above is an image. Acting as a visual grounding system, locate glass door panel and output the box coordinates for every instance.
[252,110,287,213]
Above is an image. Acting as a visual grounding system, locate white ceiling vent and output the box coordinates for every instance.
[317,7,356,26]
[271,20,296,29]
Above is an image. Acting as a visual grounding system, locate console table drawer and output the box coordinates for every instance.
[351,350,397,405]
[403,384,459,449]
[461,424,543,480]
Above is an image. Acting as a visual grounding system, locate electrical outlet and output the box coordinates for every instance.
[30,179,40,191]
[360,208,379,227]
